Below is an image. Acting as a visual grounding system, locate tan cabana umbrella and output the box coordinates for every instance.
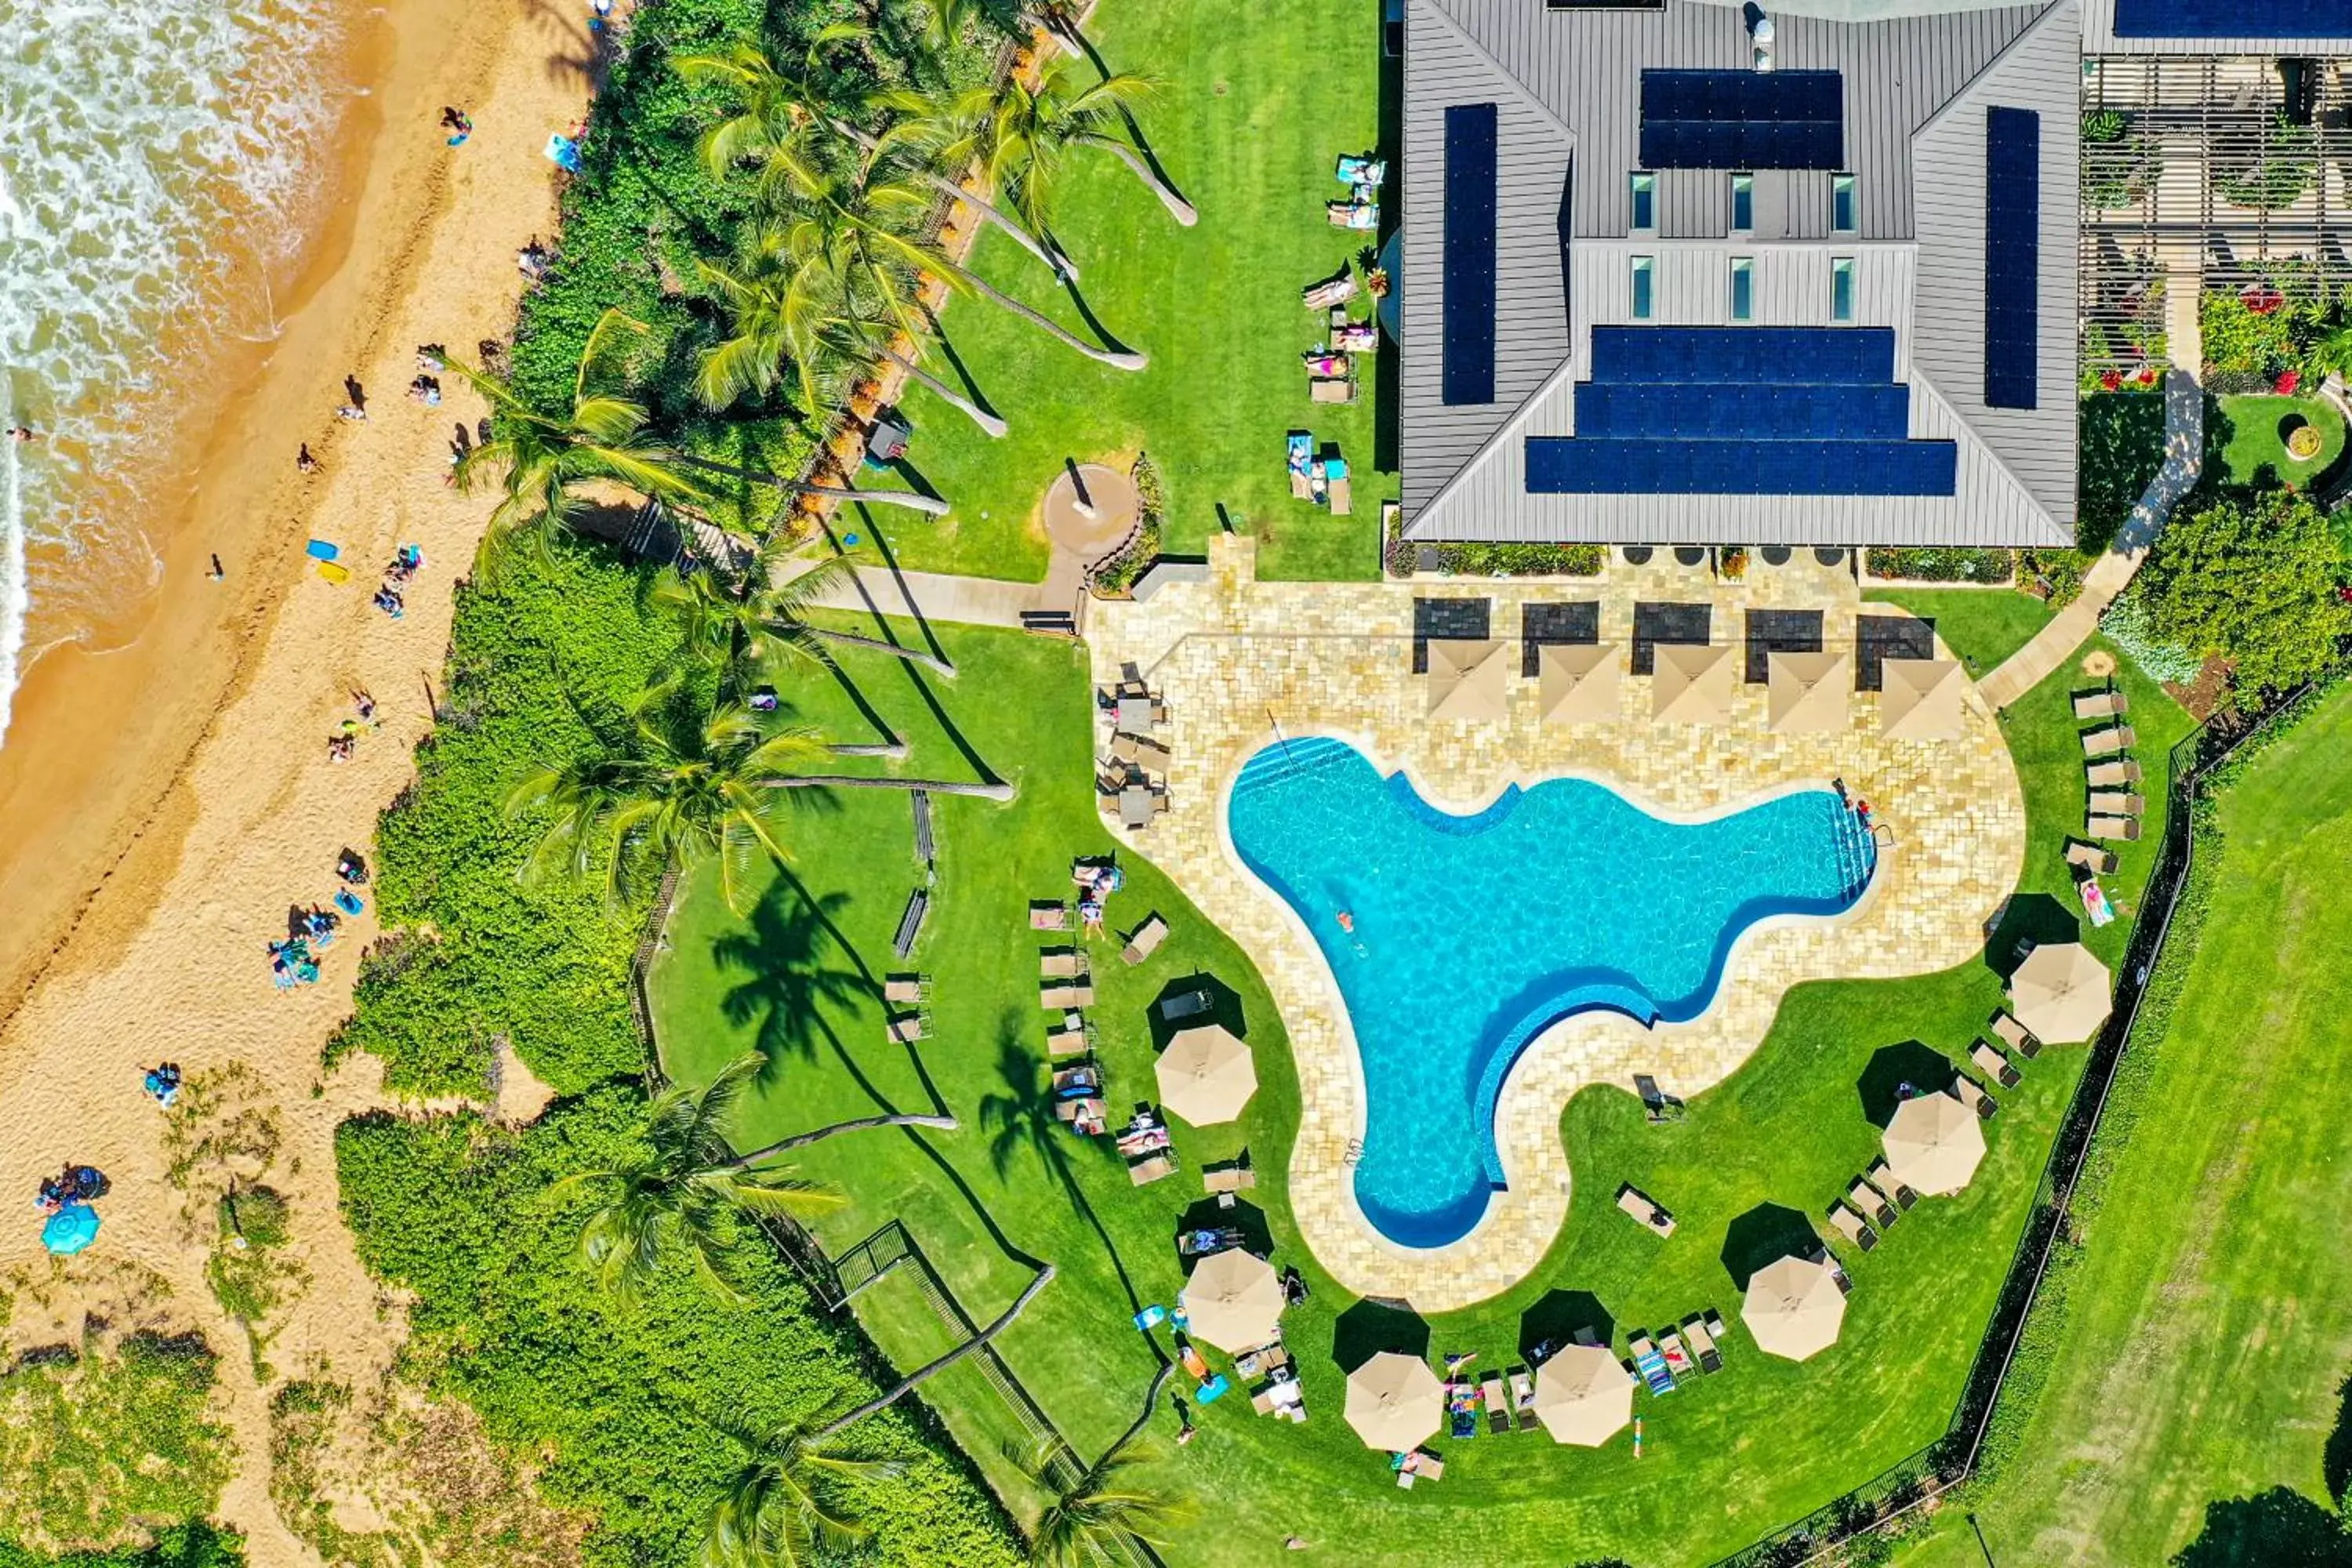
[1426,638,1508,721]
[1156,1024,1258,1126]
[1651,641,1735,724]
[1879,657,1966,739]
[1882,1089,1987,1196]
[1343,1352,1443,1452]
[1538,642,1623,724]
[1742,1254,1848,1362]
[1529,1345,1637,1446]
[1178,1247,1283,1352]
[1767,651,1853,734]
[2008,941,2114,1044]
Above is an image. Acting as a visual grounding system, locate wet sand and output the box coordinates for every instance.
[0,0,591,1557]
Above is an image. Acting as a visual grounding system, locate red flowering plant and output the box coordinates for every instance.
[2276,368,2302,395]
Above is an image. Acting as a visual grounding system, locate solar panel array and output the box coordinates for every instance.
[1639,71,1844,170]
[1442,103,1499,406]
[1526,328,1960,498]
[2113,0,2352,34]
[1983,107,2040,411]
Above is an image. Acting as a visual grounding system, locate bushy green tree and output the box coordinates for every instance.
[2135,492,2350,694]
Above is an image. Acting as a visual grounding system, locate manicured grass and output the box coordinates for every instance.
[648,611,2196,1564]
[1864,587,2056,681]
[874,0,1390,585]
[1896,685,2352,1568]
[2212,394,2348,491]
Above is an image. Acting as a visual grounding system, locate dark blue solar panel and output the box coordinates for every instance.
[2114,0,2352,34]
[1639,71,1843,169]
[1526,438,1958,496]
[1442,103,1498,406]
[1984,107,2040,410]
[1588,327,1895,384]
[1576,382,1911,439]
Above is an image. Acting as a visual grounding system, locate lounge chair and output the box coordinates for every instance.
[1866,1158,1919,1209]
[1302,272,1357,310]
[1660,1331,1696,1377]
[1308,374,1358,405]
[2066,840,2120,877]
[1203,1159,1257,1193]
[1827,1255,1855,1295]
[1828,1201,1879,1253]
[1123,913,1170,966]
[885,1011,927,1045]
[1989,1009,2042,1059]
[1616,1184,1675,1237]
[1507,1367,1539,1430]
[1110,732,1173,771]
[1395,1449,1444,1488]
[1683,1316,1722,1374]
[1629,1336,1676,1395]
[1963,1080,2000,1119]
[1849,1178,1897,1228]
[2073,688,2129,720]
[2088,789,2147,817]
[1703,1309,1727,1345]
[1160,986,1214,1023]
[1030,899,1071,931]
[1042,980,1096,1008]
[1481,1374,1510,1435]
[2082,724,2136,757]
[1046,1014,1092,1058]
[884,973,927,1005]
[1972,1040,2024,1088]
[2086,757,2143,788]
[2086,814,2143,842]
[891,889,928,958]
[1054,1094,1106,1127]
[1127,1152,1178,1185]
[1040,948,1086,979]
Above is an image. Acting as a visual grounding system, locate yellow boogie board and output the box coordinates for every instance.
[317,561,350,585]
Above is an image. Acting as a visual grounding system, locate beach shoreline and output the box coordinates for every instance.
[0,0,594,1559]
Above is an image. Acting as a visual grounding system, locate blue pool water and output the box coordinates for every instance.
[1227,738,1876,1249]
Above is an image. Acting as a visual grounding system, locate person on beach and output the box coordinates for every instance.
[327,733,355,763]
[441,107,473,147]
[143,1063,182,1109]
[208,554,224,581]
[408,376,441,405]
[351,689,376,723]
[336,405,366,422]
[416,344,445,372]
[589,0,612,31]
[6,425,34,443]
[297,443,319,473]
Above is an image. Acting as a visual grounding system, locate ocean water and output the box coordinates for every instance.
[1227,738,1877,1249]
[0,0,346,745]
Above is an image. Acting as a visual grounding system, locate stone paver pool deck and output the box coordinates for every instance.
[1087,538,2026,1311]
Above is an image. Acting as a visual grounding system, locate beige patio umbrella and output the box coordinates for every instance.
[1652,641,1735,724]
[1538,642,1623,724]
[1742,1253,1848,1362]
[1879,657,1966,739]
[1767,651,1853,734]
[1882,1089,1987,1196]
[1529,1345,1636,1446]
[1343,1352,1443,1452]
[1179,1247,1283,1352]
[1156,1024,1258,1126]
[2008,941,2114,1044]
[1426,638,1508,721]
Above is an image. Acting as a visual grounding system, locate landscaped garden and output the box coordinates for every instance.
[2211,392,2348,489]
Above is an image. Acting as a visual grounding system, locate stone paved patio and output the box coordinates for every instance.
[1087,538,2025,1311]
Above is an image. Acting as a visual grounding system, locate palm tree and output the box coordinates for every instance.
[662,542,958,683]
[550,1054,955,1304]
[448,308,705,569]
[2308,320,2352,385]
[702,1414,905,1568]
[1026,1438,1191,1566]
[921,60,1196,234]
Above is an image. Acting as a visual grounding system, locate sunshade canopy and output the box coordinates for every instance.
[1882,1089,1987,1196]
[1652,641,1735,724]
[1426,638,1509,721]
[1343,1352,1444,1451]
[1767,651,1853,734]
[1179,1247,1283,1352]
[42,1203,99,1256]
[1879,657,1966,739]
[1537,642,1623,724]
[2008,941,2113,1043]
[1742,1253,1847,1362]
[1156,1024,1258,1126]
[1530,1345,1636,1446]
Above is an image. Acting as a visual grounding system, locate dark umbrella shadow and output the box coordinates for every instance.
[1982,891,2081,980]
[1174,1196,1272,1271]
[1519,1288,1616,1361]
[1332,1298,1430,1374]
[1145,974,1246,1051]
[1719,1203,1823,1293]
[1857,1040,1961,1128]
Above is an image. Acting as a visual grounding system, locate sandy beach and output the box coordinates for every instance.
[0,0,592,1558]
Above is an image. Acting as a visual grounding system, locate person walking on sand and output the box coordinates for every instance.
[441,107,473,147]
[297,443,318,473]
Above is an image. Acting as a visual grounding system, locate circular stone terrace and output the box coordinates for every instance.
[1085,535,2026,1311]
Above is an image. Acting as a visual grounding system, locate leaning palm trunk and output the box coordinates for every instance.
[881,346,1007,438]
[768,775,1015,802]
[815,1264,1055,1439]
[826,739,913,759]
[732,1112,958,1167]
[806,625,956,679]
[1089,137,1197,227]
[829,117,1077,280]
[673,453,951,517]
[947,264,1146,371]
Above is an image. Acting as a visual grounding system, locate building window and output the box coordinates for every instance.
[1631,256,1654,319]
[1832,173,1857,234]
[1831,256,1855,322]
[1730,256,1754,321]
[1629,172,1656,234]
[1730,172,1754,233]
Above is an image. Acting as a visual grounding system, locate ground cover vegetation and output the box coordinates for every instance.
[1895,683,2352,1567]
[0,1526,245,1568]
[649,596,2193,1565]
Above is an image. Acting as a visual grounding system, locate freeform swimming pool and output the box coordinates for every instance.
[1227,737,1877,1250]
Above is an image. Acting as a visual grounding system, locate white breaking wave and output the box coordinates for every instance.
[0,0,343,747]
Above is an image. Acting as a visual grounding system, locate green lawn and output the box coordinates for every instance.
[648,609,2194,1566]
[875,0,1390,585]
[1896,684,2352,1568]
[1864,587,2055,681]
[2212,394,2349,492]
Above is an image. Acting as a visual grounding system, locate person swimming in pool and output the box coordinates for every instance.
[1334,910,1354,934]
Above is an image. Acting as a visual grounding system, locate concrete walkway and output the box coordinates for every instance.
[1977,272,2206,710]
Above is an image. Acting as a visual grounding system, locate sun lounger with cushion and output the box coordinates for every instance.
[884,974,926,1005]
[1866,1157,1919,1208]
[1990,1010,2042,1059]
[1828,1201,1878,1253]
[1616,1184,1676,1237]
[2082,724,2136,757]
[1972,1040,2023,1088]
[1030,899,1071,931]
[1042,980,1096,1008]
[1046,1013,1091,1058]
[2088,789,2146,817]
[1308,374,1359,405]
[1127,1151,1178,1185]
[1040,948,1085,979]
[1480,1375,1510,1434]
[1160,987,1214,1023]
[1302,272,1357,310]
[1660,1331,1696,1377]
[886,1011,927,1044]
[1849,1178,1897,1228]
[2067,840,2120,877]
[2086,814,2143,842]
[2085,758,2143,788]
[1828,1255,1854,1294]
[1203,1160,1257,1193]
[1123,913,1169,965]
[1684,1316,1722,1373]
[2073,688,2129,720]
[1630,1336,1676,1396]
[1507,1367,1539,1430]
[1963,1080,1999,1119]
[1704,1309,1727,1344]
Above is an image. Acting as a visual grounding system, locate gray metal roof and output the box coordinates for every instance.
[1399,0,2083,547]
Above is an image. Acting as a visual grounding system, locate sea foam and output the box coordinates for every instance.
[0,0,343,746]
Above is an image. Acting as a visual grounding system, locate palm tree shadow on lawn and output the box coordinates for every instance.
[713,883,866,1079]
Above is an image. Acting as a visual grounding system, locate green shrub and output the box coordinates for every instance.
[0,1523,244,1568]
[2078,391,2170,552]
[2200,287,2323,383]
[2099,588,2206,686]
[2213,117,2315,211]
[1864,547,2016,584]
[2082,110,2161,209]
[2134,491,2351,695]
[0,1337,232,1551]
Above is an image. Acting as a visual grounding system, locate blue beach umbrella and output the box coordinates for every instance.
[42,1203,100,1256]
